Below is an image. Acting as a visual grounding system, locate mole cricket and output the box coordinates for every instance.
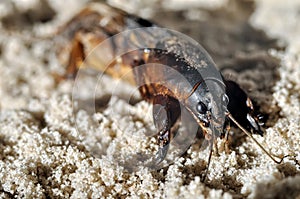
[55,2,287,180]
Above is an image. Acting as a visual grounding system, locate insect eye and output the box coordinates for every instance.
[222,94,229,106]
[197,101,207,114]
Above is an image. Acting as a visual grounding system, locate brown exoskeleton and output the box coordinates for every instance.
[56,3,287,180]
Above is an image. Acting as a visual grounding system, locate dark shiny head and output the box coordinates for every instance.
[225,80,264,136]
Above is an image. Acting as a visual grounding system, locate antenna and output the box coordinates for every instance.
[226,112,287,164]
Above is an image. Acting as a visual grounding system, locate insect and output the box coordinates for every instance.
[56,3,286,180]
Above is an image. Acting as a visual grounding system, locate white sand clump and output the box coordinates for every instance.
[0,0,299,198]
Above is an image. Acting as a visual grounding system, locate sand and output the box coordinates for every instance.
[0,0,299,198]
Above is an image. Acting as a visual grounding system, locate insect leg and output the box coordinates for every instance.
[222,118,231,153]
[152,94,181,164]
[64,31,86,79]
[202,137,214,182]
[62,29,117,81]
[196,125,215,182]
[224,124,231,153]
